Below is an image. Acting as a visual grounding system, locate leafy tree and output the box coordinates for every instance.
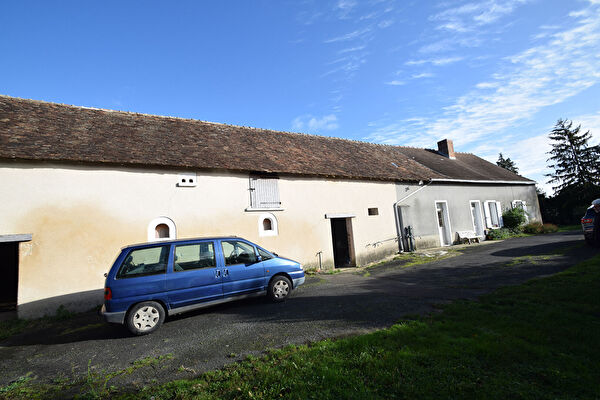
[496,153,519,174]
[546,119,600,193]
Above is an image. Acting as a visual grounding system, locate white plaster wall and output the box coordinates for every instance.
[395,182,541,248]
[0,162,399,317]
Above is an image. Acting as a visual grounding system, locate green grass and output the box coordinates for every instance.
[556,224,581,232]
[124,255,599,400]
[108,254,598,400]
[3,255,599,399]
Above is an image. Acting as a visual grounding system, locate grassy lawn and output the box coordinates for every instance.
[3,252,599,399]
[557,224,581,232]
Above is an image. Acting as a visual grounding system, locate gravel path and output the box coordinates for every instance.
[0,230,595,389]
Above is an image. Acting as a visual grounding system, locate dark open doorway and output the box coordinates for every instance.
[330,218,356,268]
[0,242,19,311]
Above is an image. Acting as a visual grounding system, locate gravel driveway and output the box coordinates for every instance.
[0,231,595,389]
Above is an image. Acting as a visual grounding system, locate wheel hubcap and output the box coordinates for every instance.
[133,306,159,331]
[273,280,289,298]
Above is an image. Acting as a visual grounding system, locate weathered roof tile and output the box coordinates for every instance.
[0,96,533,183]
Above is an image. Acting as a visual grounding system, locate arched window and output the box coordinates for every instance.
[263,218,273,231]
[258,213,278,237]
[148,217,176,242]
[155,224,170,238]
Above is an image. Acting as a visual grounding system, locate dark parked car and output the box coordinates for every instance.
[101,237,305,335]
[581,206,595,245]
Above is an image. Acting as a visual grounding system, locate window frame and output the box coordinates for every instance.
[258,213,278,237]
[147,216,177,242]
[173,241,217,272]
[221,240,259,266]
[116,245,170,279]
[484,200,503,229]
[246,175,284,211]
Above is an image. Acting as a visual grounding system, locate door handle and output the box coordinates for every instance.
[223,268,229,277]
[215,270,221,278]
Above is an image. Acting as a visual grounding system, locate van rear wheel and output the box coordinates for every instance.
[126,301,165,335]
[268,276,291,302]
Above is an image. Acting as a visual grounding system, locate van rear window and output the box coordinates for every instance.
[117,245,169,279]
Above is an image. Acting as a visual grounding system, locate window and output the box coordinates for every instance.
[512,200,529,222]
[257,247,273,261]
[258,213,278,237]
[222,240,258,265]
[249,176,281,209]
[368,208,379,216]
[155,224,170,239]
[263,219,272,230]
[117,245,169,279]
[148,217,176,242]
[484,201,503,228]
[174,242,216,272]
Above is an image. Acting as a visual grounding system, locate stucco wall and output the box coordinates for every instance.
[1,162,399,317]
[395,182,541,248]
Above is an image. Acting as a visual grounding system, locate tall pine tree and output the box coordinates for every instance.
[496,153,519,174]
[546,119,600,193]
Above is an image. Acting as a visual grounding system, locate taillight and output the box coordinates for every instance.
[582,218,593,224]
[104,287,112,301]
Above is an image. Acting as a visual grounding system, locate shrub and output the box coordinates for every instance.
[522,222,558,234]
[541,223,558,233]
[523,222,543,234]
[502,207,527,230]
[486,228,513,240]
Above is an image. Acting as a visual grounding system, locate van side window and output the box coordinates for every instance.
[258,248,273,261]
[174,242,216,272]
[117,245,169,279]
[222,240,258,265]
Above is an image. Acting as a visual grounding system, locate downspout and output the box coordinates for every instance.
[393,180,434,252]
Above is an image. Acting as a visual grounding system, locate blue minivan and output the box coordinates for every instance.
[101,237,305,335]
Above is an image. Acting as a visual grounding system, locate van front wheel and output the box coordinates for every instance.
[126,301,165,335]
[268,276,291,302]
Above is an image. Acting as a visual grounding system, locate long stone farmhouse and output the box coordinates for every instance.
[0,95,540,317]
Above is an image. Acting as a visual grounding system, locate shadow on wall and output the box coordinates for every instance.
[18,288,104,319]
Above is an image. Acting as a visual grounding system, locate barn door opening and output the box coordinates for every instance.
[0,242,19,311]
[330,218,356,268]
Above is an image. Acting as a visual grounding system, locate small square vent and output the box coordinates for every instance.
[177,173,197,187]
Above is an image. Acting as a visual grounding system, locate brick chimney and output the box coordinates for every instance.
[437,139,456,159]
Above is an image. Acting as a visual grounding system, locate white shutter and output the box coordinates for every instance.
[250,176,281,208]
[484,201,492,228]
[496,201,503,227]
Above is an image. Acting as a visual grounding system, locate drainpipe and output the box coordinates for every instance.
[393,180,434,252]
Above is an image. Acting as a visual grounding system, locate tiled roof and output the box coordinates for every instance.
[0,96,533,183]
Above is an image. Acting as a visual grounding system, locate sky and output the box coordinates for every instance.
[1,0,599,194]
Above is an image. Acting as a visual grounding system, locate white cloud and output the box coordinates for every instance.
[324,28,371,43]
[406,56,463,66]
[385,80,405,86]
[366,1,600,191]
[378,19,394,28]
[412,72,434,79]
[367,2,600,147]
[338,45,366,54]
[292,114,339,132]
[431,0,530,32]
[572,111,600,146]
